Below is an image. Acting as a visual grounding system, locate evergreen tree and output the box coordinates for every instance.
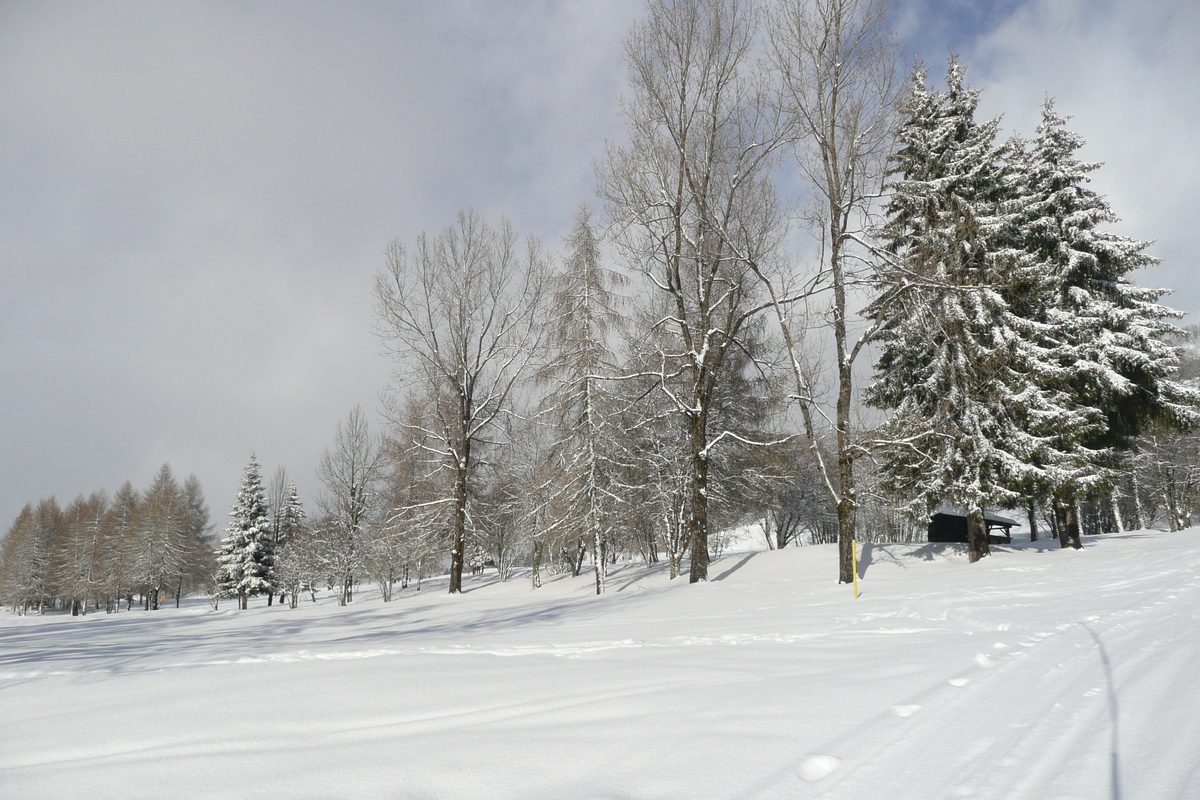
[215,456,275,609]
[1012,100,1200,544]
[276,482,305,549]
[869,58,1087,561]
[272,482,313,608]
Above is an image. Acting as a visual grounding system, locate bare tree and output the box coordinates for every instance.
[763,0,900,582]
[374,210,547,593]
[600,0,786,583]
[316,406,385,605]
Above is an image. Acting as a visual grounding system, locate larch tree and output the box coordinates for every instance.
[374,210,547,594]
[52,492,106,615]
[537,205,628,594]
[100,482,140,611]
[600,0,785,583]
[216,456,274,609]
[178,474,214,606]
[138,463,187,610]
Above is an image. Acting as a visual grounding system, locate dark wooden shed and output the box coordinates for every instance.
[928,508,1019,544]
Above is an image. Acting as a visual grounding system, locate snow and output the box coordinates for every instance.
[3,529,1199,799]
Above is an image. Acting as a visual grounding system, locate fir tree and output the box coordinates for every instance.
[215,456,274,609]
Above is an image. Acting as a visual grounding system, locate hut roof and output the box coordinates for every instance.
[932,507,1019,527]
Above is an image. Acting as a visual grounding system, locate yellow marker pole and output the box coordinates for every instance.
[852,539,859,599]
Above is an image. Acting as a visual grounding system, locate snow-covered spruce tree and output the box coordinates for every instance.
[868,58,1092,562]
[215,456,275,610]
[1010,100,1200,545]
[269,481,306,604]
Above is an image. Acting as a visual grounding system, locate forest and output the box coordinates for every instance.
[3,0,1199,615]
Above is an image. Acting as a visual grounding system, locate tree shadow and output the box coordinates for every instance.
[1081,622,1122,800]
[714,552,758,581]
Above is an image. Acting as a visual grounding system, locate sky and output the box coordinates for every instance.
[2,0,1197,531]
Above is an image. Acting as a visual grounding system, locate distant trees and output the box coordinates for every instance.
[0,467,214,614]
[315,407,385,605]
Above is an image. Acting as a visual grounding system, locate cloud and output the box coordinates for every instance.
[0,1,638,526]
[963,0,1199,319]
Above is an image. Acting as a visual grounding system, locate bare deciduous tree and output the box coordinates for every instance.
[600,0,786,583]
[316,406,384,605]
[763,0,900,582]
[374,210,547,594]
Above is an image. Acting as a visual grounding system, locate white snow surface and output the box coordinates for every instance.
[3,530,1199,799]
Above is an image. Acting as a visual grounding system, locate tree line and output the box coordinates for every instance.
[0,465,212,615]
[362,0,1199,593]
[6,0,1198,613]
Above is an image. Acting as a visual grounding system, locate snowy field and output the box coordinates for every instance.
[2,530,1199,800]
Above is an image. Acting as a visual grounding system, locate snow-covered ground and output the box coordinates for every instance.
[3,530,1198,799]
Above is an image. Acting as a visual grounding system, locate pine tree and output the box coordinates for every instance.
[216,456,275,609]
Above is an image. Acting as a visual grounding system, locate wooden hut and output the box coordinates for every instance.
[927,507,1019,544]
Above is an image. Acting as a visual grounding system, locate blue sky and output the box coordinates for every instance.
[1,0,1196,529]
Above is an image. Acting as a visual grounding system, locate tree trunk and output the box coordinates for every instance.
[1110,493,1125,533]
[966,506,990,563]
[1132,474,1146,529]
[688,411,711,584]
[449,459,468,594]
[1027,498,1039,542]
[1055,500,1083,550]
[530,540,543,589]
